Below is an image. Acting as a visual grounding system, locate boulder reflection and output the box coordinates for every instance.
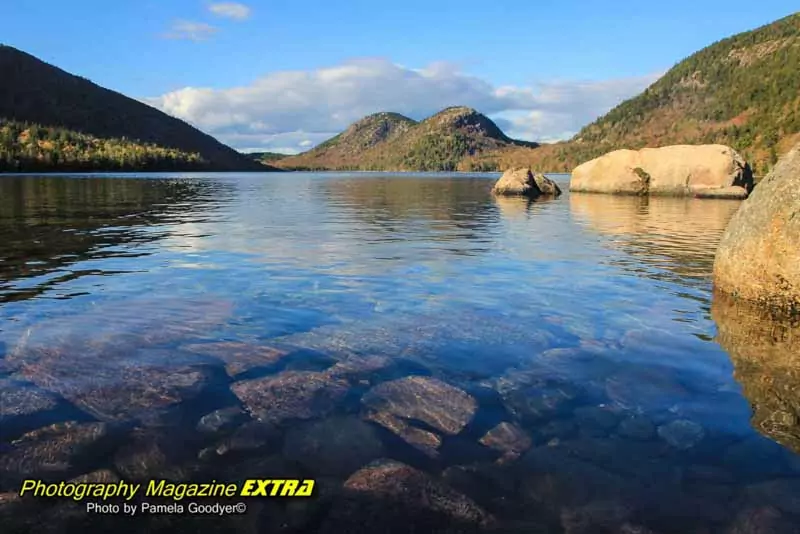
[569,193,741,284]
[712,291,800,454]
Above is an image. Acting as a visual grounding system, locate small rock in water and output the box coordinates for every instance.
[657,419,705,450]
[195,406,247,435]
[617,415,656,441]
[283,416,384,477]
[479,422,533,458]
[231,370,349,424]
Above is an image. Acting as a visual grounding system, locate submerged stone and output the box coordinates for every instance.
[362,376,477,435]
[232,370,349,424]
[196,406,248,435]
[0,421,115,486]
[113,428,199,481]
[0,377,62,438]
[560,500,633,534]
[182,342,291,377]
[208,420,282,458]
[479,422,533,458]
[573,405,620,437]
[283,416,384,477]
[617,415,657,441]
[657,419,705,450]
[365,410,442,458]
[320,459,492,534]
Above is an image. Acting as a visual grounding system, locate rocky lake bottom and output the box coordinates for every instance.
[0,172,798,533]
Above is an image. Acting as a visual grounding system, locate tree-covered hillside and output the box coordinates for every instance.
[496,12,800,174]
[277,107,536,171]
[0,45,272,172]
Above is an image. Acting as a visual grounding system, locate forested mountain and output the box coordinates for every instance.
[0,45,273,172]
[276,107,537,171]
[490,12,800,174]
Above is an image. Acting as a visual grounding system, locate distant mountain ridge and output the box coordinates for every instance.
[276,107,538,171]
[0,45,273,172]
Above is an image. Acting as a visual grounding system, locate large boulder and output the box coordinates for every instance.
[570,145,753,197]
[713,143,800,312]
[493,168,561,197]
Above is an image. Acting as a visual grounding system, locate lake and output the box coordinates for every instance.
[1,172,798,533]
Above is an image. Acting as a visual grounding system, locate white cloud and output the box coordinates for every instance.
[208,2,252,20]
[163,20,218,41]
[145,58,660,152]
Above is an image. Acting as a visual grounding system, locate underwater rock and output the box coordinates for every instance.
[283,416,384,477]
[182,341,291,378]
[0,421,115,487]
[617,415,657,441]
[68,469,120,484]
[520,444,634,513]
[479,422,533,458]
[206,420,282,458]
[500,377,581,424]
[11,351,221,425]
[743,479,800,517]
[0,377,62,438]
[324,354,395,381]
[573,405,620,437]
[362,376,477,435]
[605,368,690,414]
[364,410,442,458]
[319,459,492,534]
[5,298,232,424]
[560,500,633,534]
[113,428,200,481]
[657,420,705,450]
[196,406,248,435]
[232,370,349,424]
[727,506,796,534]
[441,463,520,512]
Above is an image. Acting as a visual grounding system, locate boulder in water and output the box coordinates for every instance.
[570,144,753,197]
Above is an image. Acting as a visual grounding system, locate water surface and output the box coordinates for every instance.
[1,173,798,533]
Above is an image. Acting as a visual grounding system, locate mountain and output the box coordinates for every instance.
[0,45,273,172]
[495,12,800,174]
[276,107,537,171]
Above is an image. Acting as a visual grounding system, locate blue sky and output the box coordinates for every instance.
[1,1,797,152]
